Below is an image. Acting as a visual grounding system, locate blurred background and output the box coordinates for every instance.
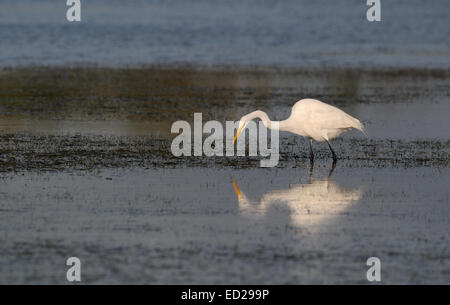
[1,0,449,67]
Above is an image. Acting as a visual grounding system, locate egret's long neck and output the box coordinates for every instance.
[248,110,289,131]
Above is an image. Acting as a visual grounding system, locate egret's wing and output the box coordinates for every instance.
[308,104,365,133]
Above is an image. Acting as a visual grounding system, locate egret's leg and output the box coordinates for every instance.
[309,159,314,182]
[328,159,337,178]
[326,140,338,163]
[309,138,314,161]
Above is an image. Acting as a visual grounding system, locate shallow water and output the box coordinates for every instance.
[1,0,449,68]
[0,67,449,140]
[0,165,448,284]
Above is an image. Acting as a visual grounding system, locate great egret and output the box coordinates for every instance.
[233,98,366,162]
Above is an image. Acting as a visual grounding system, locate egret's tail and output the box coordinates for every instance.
[354,120,368,138]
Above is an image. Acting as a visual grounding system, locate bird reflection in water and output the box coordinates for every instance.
[231,163,362,227]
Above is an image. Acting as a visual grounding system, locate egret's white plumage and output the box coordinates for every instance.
[233,98,366,161]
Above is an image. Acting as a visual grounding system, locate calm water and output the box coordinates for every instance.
[0,67,448,140]
[0,166,449,284]
[1,0,449,67]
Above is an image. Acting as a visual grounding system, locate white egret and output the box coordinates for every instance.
[233,98,366,162]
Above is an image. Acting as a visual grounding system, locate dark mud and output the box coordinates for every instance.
[0,66,448,124]
[0,134,448,172]
[0,66,449,172]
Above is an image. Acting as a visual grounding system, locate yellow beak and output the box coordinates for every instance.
[231,180,242,198]
[232,125,245,145]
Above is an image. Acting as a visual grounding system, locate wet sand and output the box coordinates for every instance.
[0,66,449,284]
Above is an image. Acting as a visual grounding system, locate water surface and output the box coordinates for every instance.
[0,166,448,284]
[1,0,449,68]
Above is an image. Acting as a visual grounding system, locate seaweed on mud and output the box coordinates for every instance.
[0,134,448,173]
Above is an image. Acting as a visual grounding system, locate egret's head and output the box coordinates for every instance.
[232,117,249,145]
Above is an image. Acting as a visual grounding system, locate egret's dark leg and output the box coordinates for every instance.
[328,158,337,178]
[326,140,338,163]
[308,138,315,172]
[309,138,314,162]
[309,157,314,182]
